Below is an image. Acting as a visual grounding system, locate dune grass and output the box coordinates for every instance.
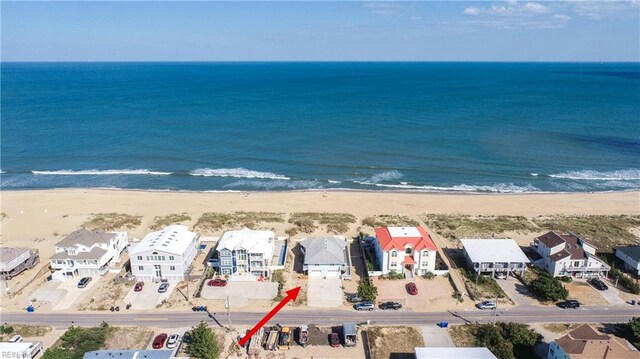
[421,214,537,240]
[150,213,192,230]
[286,212,357,236]
[362,214,420,228]
[367,326,425,359]
[82,213,142,231]
[195,211,285,232]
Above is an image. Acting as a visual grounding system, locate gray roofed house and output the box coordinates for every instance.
[0,247,40,280]
[616,246,640,275]
[300,237,350,278]
[50,228,129,281]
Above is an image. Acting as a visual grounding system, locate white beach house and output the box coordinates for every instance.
[460,238,530,276]
[372,226,438,278]
[130,225,200,282]
[50,228,128,281]
[534,231,609,278]
[212,228,286,279]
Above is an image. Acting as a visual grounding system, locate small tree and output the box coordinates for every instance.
[629,317,640,341]
[474,325,515,359]
[187,321,219,359]
[357,278,378,301]
[529,272,568,301]
[42,348,73,359]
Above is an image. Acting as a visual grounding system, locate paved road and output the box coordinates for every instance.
[1,306,638,328]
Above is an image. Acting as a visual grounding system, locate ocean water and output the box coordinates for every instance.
[1,62,639,193]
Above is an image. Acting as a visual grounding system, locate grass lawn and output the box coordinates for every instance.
[367,326,425,359]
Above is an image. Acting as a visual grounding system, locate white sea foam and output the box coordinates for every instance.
[223,179,320,190]
[327,180,342,184]
[530,173,539,177]
[352,170,403,185]
[362,182,540,193]
[548,169,640,181]
[189,168,290,180]
[32,169,172,176]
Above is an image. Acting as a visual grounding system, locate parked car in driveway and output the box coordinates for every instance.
[353,301,375,311]
[152,333,168,349]
[347,294,362,303]
[166,333,180,348]
[207,279,228,287]
[158,283,170,293]
[495,272,507,280]
[589,278,608,291]
[77,277,92,288]
[406,282,418,295]
[557,300,580,309]
[8,335,23,343]
[134,281,144,292]
[330,333,340,347]
[476,301,497,310]
[379,301,402,310]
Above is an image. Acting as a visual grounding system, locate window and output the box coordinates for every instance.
[169,256,174,260]
[138,266,144,271]
[68,249,76,255]
[391,262,397,267]
[137,256,142,260]
[405,248,412,254]
[391,251,397,258]
[170,266,176,271]
[221,259,232,267]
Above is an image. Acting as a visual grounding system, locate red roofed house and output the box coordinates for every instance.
[373,227,438,277]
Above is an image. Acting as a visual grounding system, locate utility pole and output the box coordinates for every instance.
[226,295,232,330]
[493,294,498,326]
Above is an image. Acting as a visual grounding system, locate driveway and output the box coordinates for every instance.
[201,281,278,307]
[495,277,537,306]
[594,281,626,306]
[307,277,342,308]
[32,276,101,310]
[422,325,454,347]
[123,282,173,310]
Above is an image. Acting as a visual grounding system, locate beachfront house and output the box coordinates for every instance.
[50,229,128,281]
[372,226,438,278]
[615,246,640,276]
[460,239,530,277]
[1,247,40,280]
[547,324,640,359]
[534,231,609,278]
[211,228,287,280]
[300,237,350,279]
[130,225,200,282]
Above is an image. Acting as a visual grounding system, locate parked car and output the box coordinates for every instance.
[330,333,340,347]
[158,283,170,293]
[166,333,180,349]
[347,294,362,303]
[152,333,168,349]
[495,272,507,280]
[8,335,23,343]
[77,277,92,288]
[589,278,608,291]
[406,282,418,295]
[557,300,580,309]
[379,301,402,310]
[353,301,375,311]
[207,279,228,287]
[476,301,497,310]
[134,282,144,292]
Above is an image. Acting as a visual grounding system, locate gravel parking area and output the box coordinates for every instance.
[31,276,101,311]
[201,281,278,307]
[373,276,458,311]
[307,277,343,307]
[123,282,174,309]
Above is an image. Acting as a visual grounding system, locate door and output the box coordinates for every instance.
[154,265,162,278]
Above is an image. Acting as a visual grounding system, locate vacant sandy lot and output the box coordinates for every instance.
[565,281,608,306]
[374,276,468,311]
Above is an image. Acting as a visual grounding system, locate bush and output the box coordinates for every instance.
[186,322,219,359]
[474,325,515,359]
[357,278,378,302]
[422,271,436,280]
[42,348,73,359]
[51,322,111,359]
[611,267,640,294]
[558,276,572,282]
[383,270,405,280]
[272,270,286,301]
[0,324,14,335]
[529,272,568,301]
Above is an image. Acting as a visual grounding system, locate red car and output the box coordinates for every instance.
[134,282,144,292]
[406,282,418,295]
[330,333,340,347]
[207,279,228,287]
[152,333,167,349]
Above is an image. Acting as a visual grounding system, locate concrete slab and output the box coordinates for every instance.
[422,325,455,347]
[595,283,627,306]
[123,282,173,310]
[53,276,102,310]
[201,281,278,307]
[496,276,537,306]
[307,277,342,308]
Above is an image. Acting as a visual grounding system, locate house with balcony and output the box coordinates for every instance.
[372,226,438,278]
[615,246,640,276]
[211,228,287,280]
[460,238,530,276]
[534,231,609,278]
[300,236,350,279]
[1,247,40,280]
[130,225,200,282]
[50,228,128,281]
[547,324,640,359]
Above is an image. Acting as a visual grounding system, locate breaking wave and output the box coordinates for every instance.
[353,170,403,185]
[548,169,640,181]
[362,182,540,193]
[32,169,173,176]
[189,168,290,180]
[223,179,320,190]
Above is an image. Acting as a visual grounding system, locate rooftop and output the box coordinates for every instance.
[217,228,276,255]
[130,225,198,256]
[51,247,108,260]
[617,245,640,262]
[300,237,347,265]
[56,228,116,248]
[415,347,497,359]
[0,247,31,265]
[460,239,530,264]
[374,226,437,252]
[554,324,640,359]
[537,231,593,262]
